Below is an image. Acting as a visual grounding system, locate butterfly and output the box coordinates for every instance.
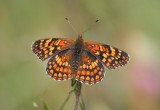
[32,34,129,85]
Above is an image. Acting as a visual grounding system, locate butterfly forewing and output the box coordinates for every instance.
[32,38,74,60]
[75,51,104,84]
[46,49,73,80]
[85,42,129,70]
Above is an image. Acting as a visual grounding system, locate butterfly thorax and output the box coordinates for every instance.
[71,35,84,76]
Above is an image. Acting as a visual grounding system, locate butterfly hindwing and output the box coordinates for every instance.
[85,42,129,70]
[75,51,105,84]
[46,49,73,80]
[32,38,74,60]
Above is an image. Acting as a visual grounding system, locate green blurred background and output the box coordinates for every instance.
[0,0,160,110]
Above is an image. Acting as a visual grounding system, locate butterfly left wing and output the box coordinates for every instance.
[85,42,129,70]
[75,51,105,85]
[46,49,73,80]
[32,38,74,61]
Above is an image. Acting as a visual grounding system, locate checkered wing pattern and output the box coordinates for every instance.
[46,49,72,80]
[85,42,129,69]
[75,51,104,84]
[32,38,74,61]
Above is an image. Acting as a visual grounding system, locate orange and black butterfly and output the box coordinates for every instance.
[32,34,129,85]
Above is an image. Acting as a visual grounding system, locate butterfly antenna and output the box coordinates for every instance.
[65,18,78,34]
[82,18,100,35]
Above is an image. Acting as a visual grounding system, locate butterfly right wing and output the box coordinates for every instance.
[32,38,74,61]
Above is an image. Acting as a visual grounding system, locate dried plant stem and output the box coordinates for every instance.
[60,77,82,110]
[79,94,86,110]
[60,90,74,110]
[74,82,81,110]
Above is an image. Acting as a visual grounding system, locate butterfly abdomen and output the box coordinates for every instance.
[71,37,84,76]
[72,53,80,76]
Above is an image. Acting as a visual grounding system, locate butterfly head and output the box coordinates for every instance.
[78,34,83,38]
[76,34,83,41]
[74,34,84,48]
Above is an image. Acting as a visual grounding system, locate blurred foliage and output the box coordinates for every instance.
[44,103,50,110]
[0,0,160,110]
